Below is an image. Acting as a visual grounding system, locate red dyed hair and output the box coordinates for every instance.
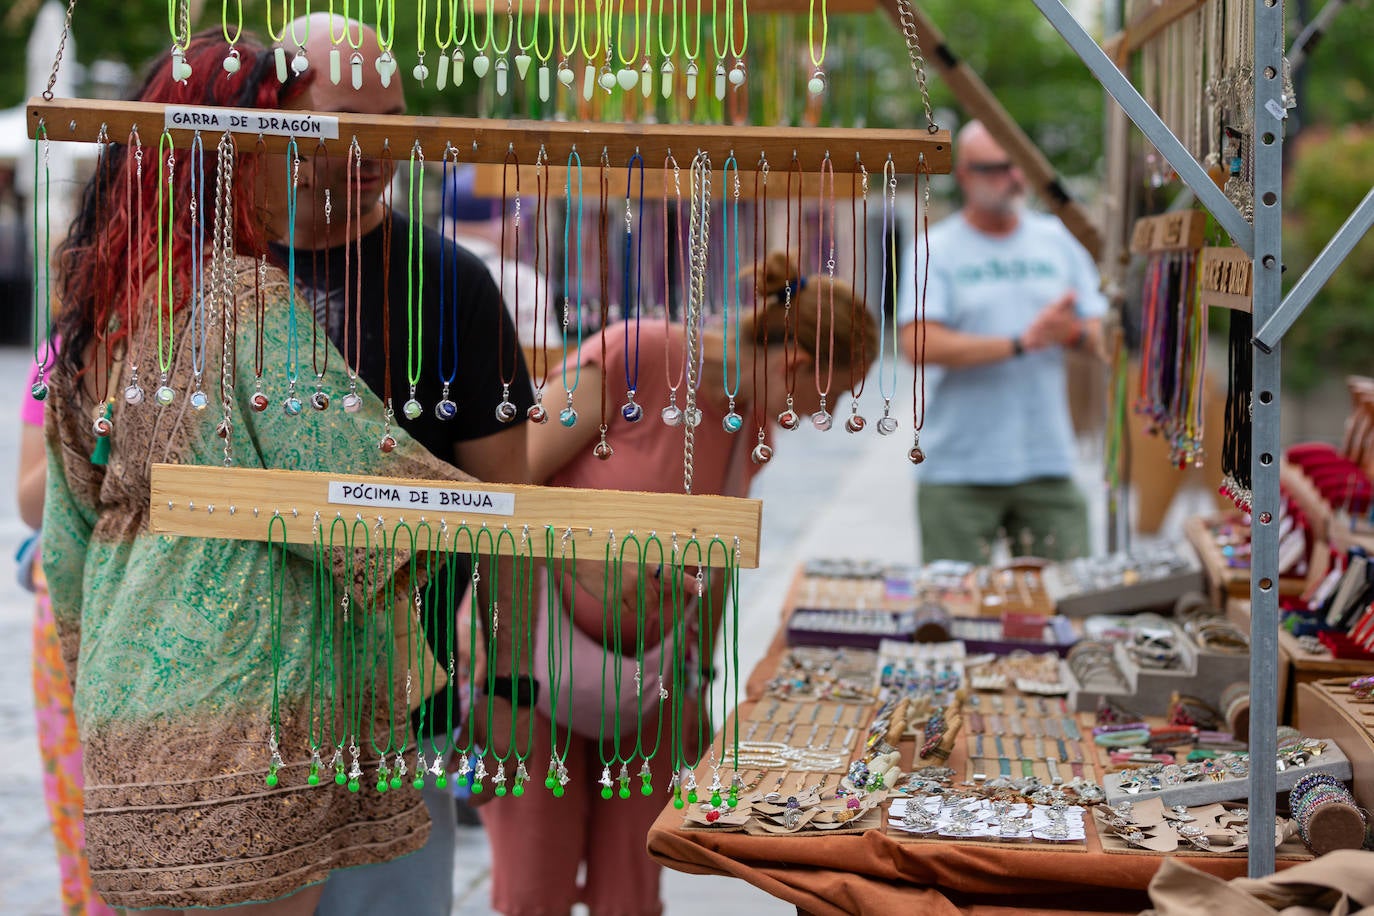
[54,29,313,376]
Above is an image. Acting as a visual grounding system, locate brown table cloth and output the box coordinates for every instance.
[647,598,1291,916]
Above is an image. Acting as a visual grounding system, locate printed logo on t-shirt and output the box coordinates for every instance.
[953,259,1058,285]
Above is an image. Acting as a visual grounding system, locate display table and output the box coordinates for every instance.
[648,593,1297,915]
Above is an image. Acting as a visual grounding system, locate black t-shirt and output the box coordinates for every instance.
[273,211,534,740]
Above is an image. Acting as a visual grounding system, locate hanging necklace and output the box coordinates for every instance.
[637,0,653,98]
[266,0,288,81]
[153,130,177,408]
[720,153,743,433]
[683,150,711,436]
[123,129,147,406]
[593,151,614,459]
[660,153,686,425]
[378,159,400,453]
[264,513,289,787]
[749,154,772,464]
[494,146,521,423]
[282,139,304,417]
[367,528,400,792]
[656,0,677,98]
[810,152,836,431]
[805,0,828,95]
[188,131,210,412]
[614,0,642,90]
[708,0,727,99]
[213,131,238,455]
[473,0,497,81]
[597,533,628,797]
[326,0,356,84]
[435,145,460,420]
[555,0,581,91]
[632,535,670,794]
[559,149,585,427]
[341,138,365,412]
[169,0,193,82]
[681,0,701,99]
[485,528,519,793]
[222,0,244,74]
[287,8,312,77]
[527,147,552,423]
[844,160,868,433]
[249,136,270,412]
[775,154,802,430]
[531,0,556,99]
[402,141,427,421]
[310,142,332,411]
[432,0,456,89]
[544,526,576,795]
[621,150,646,422]
[908,155,930,463]
[375,0,400,86]
[29,124,53,401]
[492,0,517,95]
[874,156,899,436]
[90,127,115,445]
[506,531,538,795]
[727,0,747,87]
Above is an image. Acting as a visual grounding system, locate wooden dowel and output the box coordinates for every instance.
[1102,0,1207,67]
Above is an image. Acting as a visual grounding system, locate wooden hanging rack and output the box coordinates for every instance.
[466,0,876,13]
[1129,210,1207,254]
[26,97,951,174]
[1102,0,1208,67]
[469,162,879,199]
[149,465,764,567]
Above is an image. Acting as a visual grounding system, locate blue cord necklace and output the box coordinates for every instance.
[436,144,459,420]
[621,150,645,422]
[720,153,743,433]
[559,148,585,427]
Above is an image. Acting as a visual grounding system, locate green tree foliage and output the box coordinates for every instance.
[1282,127,1374,392]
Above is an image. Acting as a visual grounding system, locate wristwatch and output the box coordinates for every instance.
[1011,336,1025,356]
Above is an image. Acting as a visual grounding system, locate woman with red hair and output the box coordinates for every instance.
[43,30,474,913]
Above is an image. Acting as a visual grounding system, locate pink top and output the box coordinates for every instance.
[548,320,769,499]
[23,359,46,427]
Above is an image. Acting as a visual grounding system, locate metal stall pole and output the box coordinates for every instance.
[1247,0,1286,878]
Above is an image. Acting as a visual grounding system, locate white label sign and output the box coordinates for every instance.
[164,106,340,140]
[327,481,515,516]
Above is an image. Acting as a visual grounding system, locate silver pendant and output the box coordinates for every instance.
[811,410,832,431]
[750,442,773,465]
[527,403,548,424]
[661,404,682,426]
[402,398,423,420]
[310,390,330,411]
[622,400,644,422]
[189,390,210,411]
[495,400,518,423]
[435,398,458,421]
[342,392,362,413]
[877,415,898,436]
[124,384,144,405]
[722,411,743,433]
[777,409,799,430]
[845,413,866,433]
[156,385,176,407]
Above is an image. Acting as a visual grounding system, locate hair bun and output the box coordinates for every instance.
[759,251,801,298]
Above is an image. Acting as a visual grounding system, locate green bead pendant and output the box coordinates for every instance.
[495,786,507,797]
[472,781,484,794]
[390,776,402,790]
[711,790,722,807]
[348,778,360,792]
[618,785,631,799]
[307,772,320,786]
[545,775,557,790]
[335,771,347,786]
[688,789,698,804]
[376,780,388,794]
[673,794,685,810]
[641,782,654,796]
[554,785,566,798]
[412,777,425,790]
[601,786,613,800]
[436,774,448,789]
[513,783,525,797]
[265,771,279,788]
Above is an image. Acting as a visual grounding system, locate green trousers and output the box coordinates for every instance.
[917,477,1090,564]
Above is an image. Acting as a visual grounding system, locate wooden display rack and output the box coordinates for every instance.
[149,464,763,567]
[1295,677,1374,810]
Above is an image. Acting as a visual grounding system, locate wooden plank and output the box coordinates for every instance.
[148,464,763,567]
[1198,246,1254,312]
[1128,210,1207,254]
[1102,0,1207,67]
[874,0,1103,260]
[467,0,876,13]
[470,162,869,199]
[26,97,951,175]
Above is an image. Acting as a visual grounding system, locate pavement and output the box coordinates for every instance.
[0,346,1172,914]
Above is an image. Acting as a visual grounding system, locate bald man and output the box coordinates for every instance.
[897,121,1105,563]
[273,17,535,916]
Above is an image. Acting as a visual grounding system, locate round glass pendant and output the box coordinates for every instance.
[402,398,423,420]
[750,443,774,465]
[777,409,799,430]
[92,415,112,437]
[435,399,458,421]
[807,69,827,96]
[559,406,578,427]
[876,416,899,436]
[124,384,144,405]
[811,410,833,431]
[30,381,48,401]
[722,412,743,433]
[845,413,866,433]
[622,400,644,422]
[189,390,210,411]
[593,440,614,460]
[157,386,178,407]
[661,404,682,426]
[310,390,330,411]
[527,403,549,424]
[495,400,518,423]
[342,392,362,413]
[283,396,303,416]
[223,48,241,74]
[379,434,397,454]
[909,445,926,465]
[215,419,231,439]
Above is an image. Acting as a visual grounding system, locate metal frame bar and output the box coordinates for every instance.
[1255,188,1374,351]
[1029,0,1255,256]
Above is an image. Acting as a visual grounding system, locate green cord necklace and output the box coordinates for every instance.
[502,528,538,796]
[344,518,370,792]
[29,123,52,401]
[406,523,437,788]
[265,512,289,787]
[544,527,576,795]
[366,523,400,793]
[598,533,630,798]
[305,516,332,786]
[326,516,351,786]
[487,526,519,795]
[632,535,671,795]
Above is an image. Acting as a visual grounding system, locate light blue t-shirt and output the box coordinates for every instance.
[896,210,1107,486]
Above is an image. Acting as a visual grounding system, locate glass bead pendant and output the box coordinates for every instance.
[283,394,303,416]
[807,69,827,96]
[342,391,362,413]
[403,398,423,420]
[157,384,178,407]
[413,60,430,84]
[557,59,575,87]
[811,409,832,431]
[513,761,528,797]
[722,411,743,433]
[224,48,242,75]
[92,414,112,437]
[593,438,614,460]
[494,762,507,797]
[30,379,48,401]
[538,64,551,101]
[661,403,682,427]
[618,763,632,799]
[845,412,866,433]
[311,390,330,411]
[639,760,653,796]
[527,402,549,424]
[189,389,209,411]
[751,442,773,465]
[622,398,644,422]
[777,408,799,430]
[379,434,397,454]
[124,383,144,405]
[877,415,898,436]
[291,49,310,75]
[729,60,746,88]
[559,404,578,427]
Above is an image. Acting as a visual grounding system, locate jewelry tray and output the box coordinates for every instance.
[1101,740,1352,807]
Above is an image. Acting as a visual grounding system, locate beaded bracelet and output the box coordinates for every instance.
[1351,674,1374,701]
